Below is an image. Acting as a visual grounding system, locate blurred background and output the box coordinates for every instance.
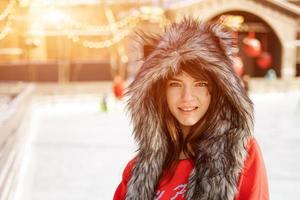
[0,0,300,200]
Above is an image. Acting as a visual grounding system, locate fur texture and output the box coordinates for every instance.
[124,18,254,200]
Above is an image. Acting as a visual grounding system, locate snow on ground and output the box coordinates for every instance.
[15,91,300,200]
[252,92,300,200]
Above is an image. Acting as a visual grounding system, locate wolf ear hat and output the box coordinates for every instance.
[124,17,254,200]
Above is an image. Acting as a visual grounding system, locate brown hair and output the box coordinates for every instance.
[151,59,215,171]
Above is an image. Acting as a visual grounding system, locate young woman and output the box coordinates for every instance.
[113,18,269,200]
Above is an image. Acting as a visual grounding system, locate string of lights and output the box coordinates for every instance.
[62,10,141,35]
[46,6,164,36]
[0,0,16,41]
[2,1,168,48]
[67,14,167,49]
[26,6,168,49]
[0,0,17,21]
[62,12,167,49]
[65,28,131,49]
[0,16,13,40]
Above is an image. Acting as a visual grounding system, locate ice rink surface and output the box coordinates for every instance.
[15,92,300,200]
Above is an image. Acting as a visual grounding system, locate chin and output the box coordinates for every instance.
[179,120,198,127]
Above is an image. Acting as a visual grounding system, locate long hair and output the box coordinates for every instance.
[124,18,254,200]
[151,60,214,171]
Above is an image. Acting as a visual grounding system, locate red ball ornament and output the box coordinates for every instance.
[256,52,272,69]
[113,76,124,100]
[114,83,123,99]
[232,56,244,76]
[243,33,261,57]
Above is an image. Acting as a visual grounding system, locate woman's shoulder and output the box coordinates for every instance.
[113,158,137,200]
[236,137,269,199]
[121,157,137,181]
[246,137,263,157]
[243,136,266,172]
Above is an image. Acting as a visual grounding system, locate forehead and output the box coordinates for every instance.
[168,71,206,81]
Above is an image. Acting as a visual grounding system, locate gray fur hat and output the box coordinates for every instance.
[124,17,254,200]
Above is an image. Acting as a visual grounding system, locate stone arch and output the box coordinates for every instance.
[208,10,282,77]
[203,7,284,48]
[168,0,298,77]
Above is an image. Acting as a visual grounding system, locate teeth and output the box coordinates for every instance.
[179,107,197,111]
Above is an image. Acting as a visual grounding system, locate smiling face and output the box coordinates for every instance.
[166,71,211,135]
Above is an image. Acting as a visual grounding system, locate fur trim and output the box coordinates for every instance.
[125,17,253,200]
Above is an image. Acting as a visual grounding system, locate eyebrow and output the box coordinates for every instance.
[168,78,207,82]
[168,78,182,81]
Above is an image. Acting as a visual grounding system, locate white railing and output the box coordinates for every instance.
[0,84,35,200]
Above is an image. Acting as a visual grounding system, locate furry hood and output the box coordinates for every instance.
[124,18,254,200]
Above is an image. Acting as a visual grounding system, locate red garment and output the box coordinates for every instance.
[113,138,269,200]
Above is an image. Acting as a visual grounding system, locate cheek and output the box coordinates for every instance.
[166,90,177,110]
[166,91,171,107]
[202,93,211,107]
[201,88,211,99]
[196,91,211,107]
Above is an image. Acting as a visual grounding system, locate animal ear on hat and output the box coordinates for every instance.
[208,22,238,60]
[133,30,162,59]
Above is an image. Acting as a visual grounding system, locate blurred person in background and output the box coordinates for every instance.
[113,18,269,200]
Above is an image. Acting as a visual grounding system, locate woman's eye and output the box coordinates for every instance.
[169,82,181,87]
[195,82,208,87]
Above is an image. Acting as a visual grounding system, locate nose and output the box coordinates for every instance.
[181,86,194,101]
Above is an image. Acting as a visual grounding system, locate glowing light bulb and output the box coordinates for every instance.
[44,11,65,24]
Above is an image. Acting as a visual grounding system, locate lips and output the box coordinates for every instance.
[178,107,198,112]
